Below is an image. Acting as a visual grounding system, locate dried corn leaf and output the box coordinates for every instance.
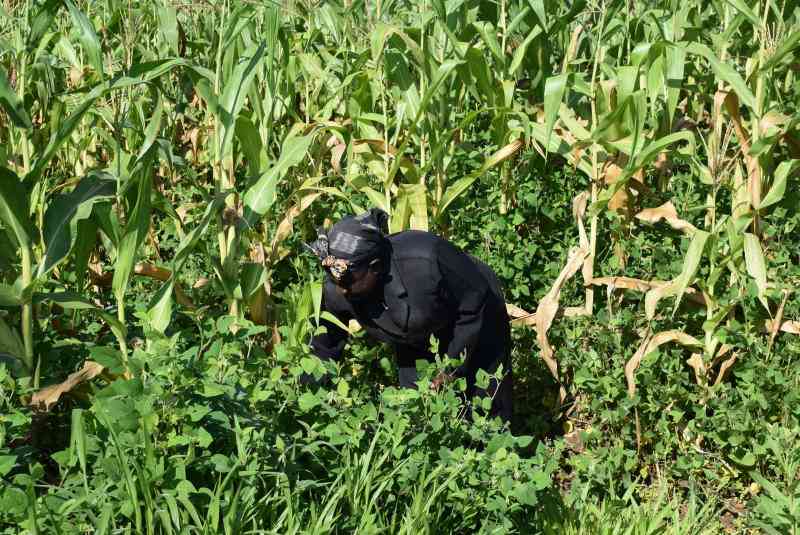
[270,192,321,261]
[31,360,105,411]
[769,290,790,351]
[764,319,800,335]
[635,201,697,235]
[686,353,706,386]
[625,330,702,397]
[713,353,738,386]
[591,276,666,292]
[536,246,589,399]
[507,303,537,326]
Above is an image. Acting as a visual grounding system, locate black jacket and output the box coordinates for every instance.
[310,230,511,381]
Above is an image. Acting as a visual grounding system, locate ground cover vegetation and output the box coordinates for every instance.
[1,0,799,532]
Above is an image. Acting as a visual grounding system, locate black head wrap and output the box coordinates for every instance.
[304,208,390,281]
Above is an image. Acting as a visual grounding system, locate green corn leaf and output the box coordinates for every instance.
[112,172,152,303]
[687,42,756,111]
[743,233,769,310]
[28,0,62,50]
[510,26,543,75]
[156,3,180,55]
[665,44,686,127]
[39,175,115,278]
[244,132,314,221]
[0,67,32,129]
[146,280,174,334]
[136,94,164,163]
[472,22,503,65]
[73,219,97,289]
[723,0,760,26]
[758,160,798,210]
[64,0,104,75]
[235,116,266,180]
[672,230,710,316]
[543,73,569,149]
[0,167,33,248]
[218,42,267,164]
[34,291,127,342]
[145,194,225,333]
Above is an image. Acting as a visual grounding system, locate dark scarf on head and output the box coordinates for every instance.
[305,208,390,280]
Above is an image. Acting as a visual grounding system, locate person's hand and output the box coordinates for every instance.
[430,371,452,392]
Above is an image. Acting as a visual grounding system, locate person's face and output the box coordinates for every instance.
[332,263,380,300]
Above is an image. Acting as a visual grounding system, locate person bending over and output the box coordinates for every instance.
[305,208,512,423]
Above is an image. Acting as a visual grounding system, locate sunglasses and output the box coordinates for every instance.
[323,257,378,286]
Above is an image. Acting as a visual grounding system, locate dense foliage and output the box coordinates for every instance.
[1,0,799,532]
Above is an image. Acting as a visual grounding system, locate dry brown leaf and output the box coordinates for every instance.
[30,361,105,411]
[635,201,697,235]
[714,353,738,386]
[625,330,702,397]
[769,290,790,351]
[507,303,537,326]
[719,91,760,208]
[331,144,346,174]
[590,276,666,292]
[573,192,590,252]
[270,192,322,262]
[765,319,800,335]
[686,353,706,386]
[536,246,589,401]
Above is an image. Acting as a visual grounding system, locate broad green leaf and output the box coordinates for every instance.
[758,159,798,210]
[73,219,97,288]
[0,68,32,129]
[687,43,756,111]
[360,187,389,214]
[39,175,115,278]
[64,0,103,75]
[0,167,33,248]
[298,392,320,412]
[743,233,769,310]
[244,133,314,220]
[544,73,569,149]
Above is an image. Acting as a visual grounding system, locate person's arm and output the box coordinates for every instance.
[435,239,490,379]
